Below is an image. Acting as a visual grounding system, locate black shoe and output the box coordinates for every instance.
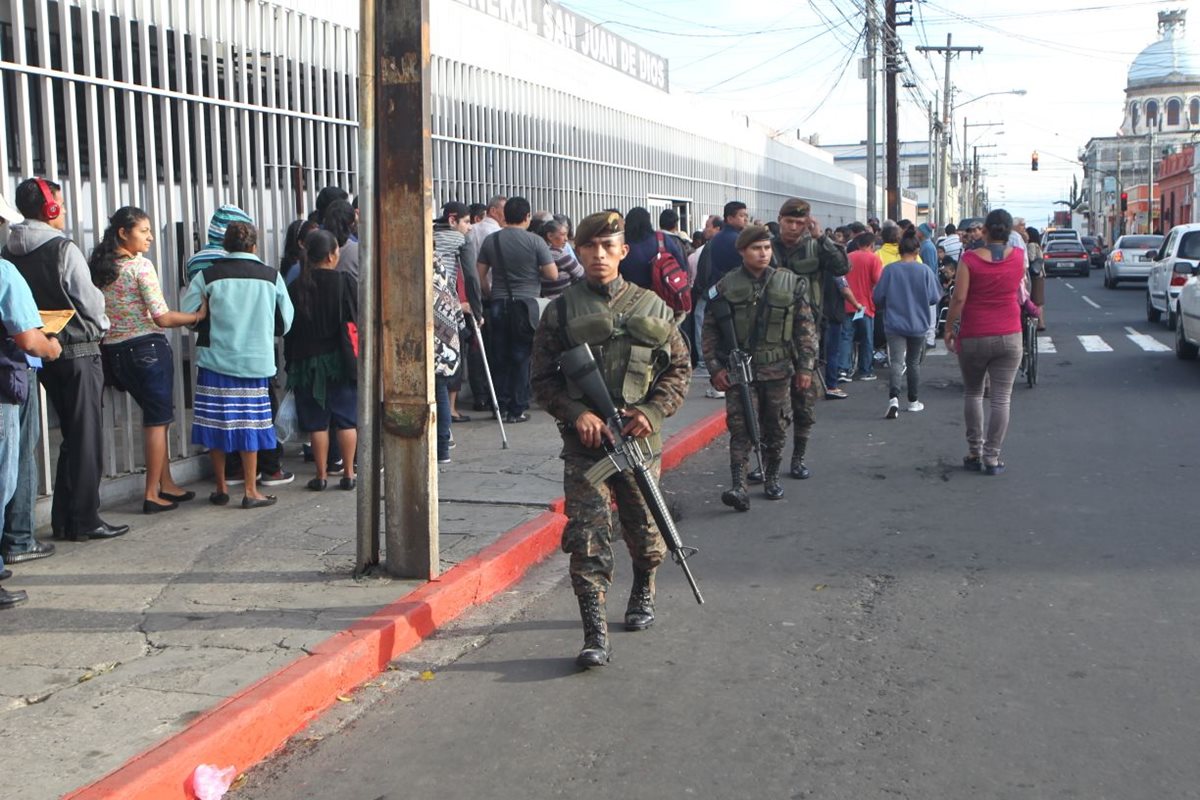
[790,457,811,480]
[143,499,179,514]
[624,570,656,631]
[1,541,56,564]
[339,476,357,490]
[209,491,230,506]
[51,528,68,541]
[306,477,327,491]
[70,522,130,541]
[963,455,983,472]
[472,400,493,412]
[763,461,784,500]
[0,586,28,609]
[746,467,764,484]
[160,490,196,503]
[241,495,277,509]
[504,412,530,424]
[0,569,12,580]
[576,593,611,668]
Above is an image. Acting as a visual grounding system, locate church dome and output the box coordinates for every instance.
[1128,9,1200,89]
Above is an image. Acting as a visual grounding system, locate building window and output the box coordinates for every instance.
[1146,99,1159,126]
[1167,98,1182,126]
[908,164,928,188]
[1190,98,1200,125]
[1130,101,1140,129]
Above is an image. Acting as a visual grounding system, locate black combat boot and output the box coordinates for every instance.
[790,440,811,480]
[720,464,751,512]
[746,465,764,483]
[763,457,784,500]
[624,569,656,631]
[576,592,611,668]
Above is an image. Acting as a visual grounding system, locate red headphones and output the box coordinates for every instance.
[35,177,61,221]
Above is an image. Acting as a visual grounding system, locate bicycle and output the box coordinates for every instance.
[1019,311,1038,387]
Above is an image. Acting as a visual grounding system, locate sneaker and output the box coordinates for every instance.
[259,470,295,487]
[825,387,848,399]
[224,472,247,486]
[885,398,899,419]
[437,455,452,464]
[856,373,878,382]
[837,373,852,384]
[327,458,344,475]
[906,400,925,412]
[449,438,456,449]
[704,387,725,399]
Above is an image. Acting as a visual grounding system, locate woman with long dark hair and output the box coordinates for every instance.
[942,209,1026,475]
[90,206,205,513]
[617,206,688,288]
[284,229,358,490]
[280,218,319,285]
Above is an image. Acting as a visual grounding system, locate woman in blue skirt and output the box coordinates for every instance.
[183,222,294,508]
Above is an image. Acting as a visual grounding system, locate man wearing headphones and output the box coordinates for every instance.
[2,178,128,542]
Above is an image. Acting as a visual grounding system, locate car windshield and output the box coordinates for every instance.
[1082,237,1097,246]
[1046,241,1083,252]
[1119,236,1163,250]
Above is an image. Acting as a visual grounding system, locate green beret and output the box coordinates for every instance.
[736,224,772,251]
[574,211,624,246]
[778,198,811,218]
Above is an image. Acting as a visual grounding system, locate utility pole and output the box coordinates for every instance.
[865,0,878,220]
[366,0,439,579]
[1148,116,1157,234]
[883,0,912,221]
[916,34,982,227]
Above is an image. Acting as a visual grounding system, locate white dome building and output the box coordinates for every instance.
[1121,9,1200,135]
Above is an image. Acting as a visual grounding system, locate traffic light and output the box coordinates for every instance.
[1031,151,1039,171]
[1121,191,1128,212]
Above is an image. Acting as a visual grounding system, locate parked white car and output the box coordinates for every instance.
[1177,260,1200,359]
[1147,223,1200,329]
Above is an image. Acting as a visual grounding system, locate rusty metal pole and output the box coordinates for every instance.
[355,0,381,574]
[377,0,438,579]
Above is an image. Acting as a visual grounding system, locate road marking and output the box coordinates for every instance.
[1081,296,1101,309]
[1038,336,1056,353]
[1063,282,1075,290]
[1078,335,1113,352]
[1124,326,1172,352]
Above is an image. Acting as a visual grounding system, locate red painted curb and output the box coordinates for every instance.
[65,408,726,800]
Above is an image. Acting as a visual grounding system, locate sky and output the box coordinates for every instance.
[280,0,1192,225]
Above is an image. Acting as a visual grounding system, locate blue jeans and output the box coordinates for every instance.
[823,320,843,388]
[0,402,21,571]
[486,300,533,418]
[435,375,452,460]
[841,315,875,376]
[3,369,39,555]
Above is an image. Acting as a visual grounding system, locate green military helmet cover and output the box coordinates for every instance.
[575,211,625,246]
[735,224,772,251]
[778,198,811,218]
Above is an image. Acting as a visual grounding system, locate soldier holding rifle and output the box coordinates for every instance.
[702,225,817,511]
[531,211,692,669]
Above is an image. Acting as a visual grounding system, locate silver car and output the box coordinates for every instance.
[1103,234,1164,288]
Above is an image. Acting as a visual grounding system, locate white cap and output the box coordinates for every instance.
[0,192,23,224]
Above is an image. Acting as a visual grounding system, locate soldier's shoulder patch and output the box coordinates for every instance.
[706,285,720,301]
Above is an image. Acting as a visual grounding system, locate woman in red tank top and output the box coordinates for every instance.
[942,209,1025,475]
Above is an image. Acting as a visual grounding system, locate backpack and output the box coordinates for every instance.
[650,232,692,312]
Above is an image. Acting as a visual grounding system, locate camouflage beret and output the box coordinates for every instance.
[778,198,811,218]
[735,224,772,251]
[574,211,624,246]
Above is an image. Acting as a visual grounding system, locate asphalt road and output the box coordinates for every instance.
[240,273,1200,800]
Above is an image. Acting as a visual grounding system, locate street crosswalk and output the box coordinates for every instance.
[925,328,1173,356]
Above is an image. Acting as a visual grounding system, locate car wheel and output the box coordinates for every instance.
[1176,317,1198,360]
[1167,303,1178,331]
[1104,272,1115,289]
[1147,291,1162,323]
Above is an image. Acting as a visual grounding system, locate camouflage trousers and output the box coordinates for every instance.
[561,453,667,597]
[725,377,792,468]
[791,371,820,445]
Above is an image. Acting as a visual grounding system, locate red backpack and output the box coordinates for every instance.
[650,232,692,312]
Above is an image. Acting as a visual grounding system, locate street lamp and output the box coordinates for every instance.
[954,88,1027,111]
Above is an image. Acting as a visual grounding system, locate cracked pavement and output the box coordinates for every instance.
[0,384,717,798]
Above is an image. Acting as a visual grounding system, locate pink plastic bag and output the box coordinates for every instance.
[191,764,237,800]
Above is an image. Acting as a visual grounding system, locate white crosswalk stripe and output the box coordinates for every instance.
[1078,335,1114,352]
[1124,326,1173,352]
[1038,336,1056,353]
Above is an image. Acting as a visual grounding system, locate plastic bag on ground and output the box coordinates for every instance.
[191,763,237,800]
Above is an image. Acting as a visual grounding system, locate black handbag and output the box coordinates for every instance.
[492,236,542,343]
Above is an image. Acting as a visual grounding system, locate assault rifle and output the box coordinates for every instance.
[710,299,764,480]
[560,343,704,605]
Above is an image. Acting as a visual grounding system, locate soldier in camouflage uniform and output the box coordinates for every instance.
[701,225,817,510]
[531,211,691,669]
[762,198,849,480]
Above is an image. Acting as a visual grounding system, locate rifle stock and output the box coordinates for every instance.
[560,343,704,605]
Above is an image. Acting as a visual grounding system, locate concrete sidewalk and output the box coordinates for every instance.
[0,385,726,800]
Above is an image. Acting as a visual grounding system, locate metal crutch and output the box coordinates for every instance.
[468,313,508,449]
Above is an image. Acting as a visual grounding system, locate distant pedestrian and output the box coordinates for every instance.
[285,230,358,488]
[538,219,584,299]
[91,207,206,514]
[939,223,963,263]
[942,209,1025,475]
[707,201,749,284]
[843,231,883,381]
[184,222,294,508]
[324,199,359,280]
[873,231,943,418]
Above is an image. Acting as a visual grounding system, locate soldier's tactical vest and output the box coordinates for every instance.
[773,237,821,312]
[559,282,676,408]
[717,267,797,366]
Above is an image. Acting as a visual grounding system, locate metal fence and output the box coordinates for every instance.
[1,0,358,485]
